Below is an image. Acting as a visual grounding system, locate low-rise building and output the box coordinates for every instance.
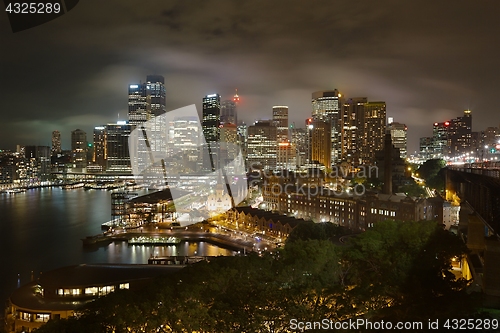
[5,264,182,333]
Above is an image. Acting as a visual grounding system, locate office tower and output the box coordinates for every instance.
[447,110,472,158]
[312,89,342,164]
[128,83,150,126]
[220,100,237,125]
[383,133,393,195]
[24,146,51,181]
[146,75,166,117]
[93,126,107,169]
[360,101,386,164]
[51,130,61,156]
[128,75,166,124]
[342,97,367,163]
[146,75,167,153]
[220,122,240,172]
[0,152,17,184]
[388,121,408,159]
[172,116,201,171]
[309,119,332,168]
[106,122,132,173]
[272,106,289,141]
[276,142,296,170]
[247,120,277,170]
[128,75,167,175]
[202,94,221,171]
[71,129,87,171]
[432,121,448,159]
[291,126,308,167]
[420,137,434,160]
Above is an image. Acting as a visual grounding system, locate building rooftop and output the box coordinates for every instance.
[10,264,183,311]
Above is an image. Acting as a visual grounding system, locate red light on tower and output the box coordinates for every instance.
[444,121,450,126]
[233,88,240,103]
[434,122,438,126]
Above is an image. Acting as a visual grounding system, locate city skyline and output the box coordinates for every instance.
[2,1,500,152]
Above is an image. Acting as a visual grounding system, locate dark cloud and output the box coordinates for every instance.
[1,0,500,152]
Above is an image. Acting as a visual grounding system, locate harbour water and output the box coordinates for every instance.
[0,187,234,306]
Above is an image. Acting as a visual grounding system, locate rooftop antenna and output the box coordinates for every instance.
[233,88,240,103]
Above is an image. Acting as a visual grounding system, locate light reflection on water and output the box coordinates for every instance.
[0,188,234,304]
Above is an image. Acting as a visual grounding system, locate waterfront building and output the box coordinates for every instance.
[106,122,132,174]
[24,146,51,182]
[0,151,17,184]
[71,129,87,172]
[51,130,61,156]
[5,264,182,333]
[92,126,107,171]
[225,207,303,239]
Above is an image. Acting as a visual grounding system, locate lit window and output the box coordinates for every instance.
[35,313,50,322]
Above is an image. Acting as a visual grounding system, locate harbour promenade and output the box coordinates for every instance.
[82,224,273,253]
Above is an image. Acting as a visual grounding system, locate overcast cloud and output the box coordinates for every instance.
[1,0,499,152]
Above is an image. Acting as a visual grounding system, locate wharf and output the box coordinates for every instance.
[82,229,256,252]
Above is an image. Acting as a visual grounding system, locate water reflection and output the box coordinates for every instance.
[0,188,235,304]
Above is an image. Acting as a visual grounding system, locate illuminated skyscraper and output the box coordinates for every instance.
[360,101,386,164]
[312,90,342,164]
[341,97,367,163]
[308,118,331,168]
[106,122,132,173]
[71,129,87,171]
[93,126,107,169]
[221,100,237,125]
[272,106,289,141]
[202,93,221,171]
[51,130,61,156]
[128,75,166,125]
[247,120,277,170]
[388,120,408,159]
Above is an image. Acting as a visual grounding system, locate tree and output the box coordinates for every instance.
[417,159,446,181]
[286,221,350,244]
[343,220,471,321]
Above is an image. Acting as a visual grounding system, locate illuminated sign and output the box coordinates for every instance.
[117,121,127,125]
[129,84,139,89]
[206,94,217,98]
[94,126,105,130]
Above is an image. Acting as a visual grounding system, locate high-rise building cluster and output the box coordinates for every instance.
[245,89,396,171]
[419,110,500,162]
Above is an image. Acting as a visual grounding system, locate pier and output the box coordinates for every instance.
[82,227,258,252]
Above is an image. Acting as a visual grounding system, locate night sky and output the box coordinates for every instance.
[1,0,500,153]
